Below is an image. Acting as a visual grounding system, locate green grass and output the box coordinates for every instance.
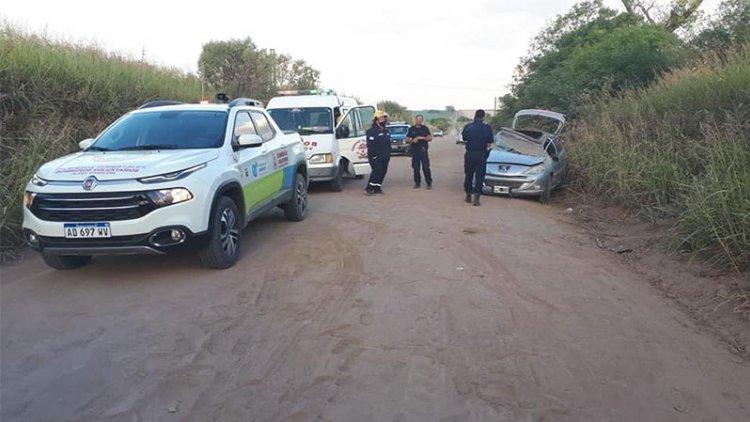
[0,27,204,249]
[569,46,750,270]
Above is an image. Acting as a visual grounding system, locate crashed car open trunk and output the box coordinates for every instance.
[483,109,568,203]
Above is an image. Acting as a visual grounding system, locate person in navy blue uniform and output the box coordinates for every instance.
[461,109,494,206]
[365,110,392,195]
[406,114,433,189]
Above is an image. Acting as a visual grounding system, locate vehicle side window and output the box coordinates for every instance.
[336,112,354,139]
[357,107,374,136]
[233,112,258,143]
[250,111,275,141]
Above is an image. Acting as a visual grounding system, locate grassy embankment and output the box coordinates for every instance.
[569,47,750,270]
[0,28,204,249]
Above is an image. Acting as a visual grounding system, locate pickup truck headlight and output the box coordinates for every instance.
[30,174,48,187]
[138,163,206,184]
[309,153,333,164]
[523,164,545,175]
[146,188,193,207]
[23,191,37,209]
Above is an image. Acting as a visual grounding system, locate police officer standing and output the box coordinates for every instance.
[461,109,494,206]
[406,114,433,189]
[365,110,392,195]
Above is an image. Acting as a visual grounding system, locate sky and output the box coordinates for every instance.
[3,0,721,110]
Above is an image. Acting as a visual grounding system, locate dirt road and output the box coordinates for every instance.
[2,139,749,421]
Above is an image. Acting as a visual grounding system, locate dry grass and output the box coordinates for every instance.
[568,46,750,270]
[0,27,204,251]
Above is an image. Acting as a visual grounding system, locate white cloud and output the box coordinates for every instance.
[2,0,723,110]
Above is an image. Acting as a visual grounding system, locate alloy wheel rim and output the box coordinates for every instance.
[296,179,307,215]
[220,208,239,256]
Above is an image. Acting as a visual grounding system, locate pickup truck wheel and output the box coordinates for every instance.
[42,253,91,270]
[198,196,241,269]
[330,166,344,192]
[283,173,308,221]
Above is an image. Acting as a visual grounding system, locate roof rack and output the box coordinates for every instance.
[277,89,337,96]
[228,98,264,108]
[138,100,185,109]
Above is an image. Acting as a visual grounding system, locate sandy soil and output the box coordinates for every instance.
[2,139,749,421]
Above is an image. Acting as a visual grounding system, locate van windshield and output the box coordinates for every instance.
[268,107,333,135]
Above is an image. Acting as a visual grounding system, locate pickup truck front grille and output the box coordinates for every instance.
[30,192,157,222]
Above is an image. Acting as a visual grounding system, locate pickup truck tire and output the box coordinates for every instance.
[283,173,308,221]
[330,165,344,192]
[42,253,91,270]
[198,196,241,269]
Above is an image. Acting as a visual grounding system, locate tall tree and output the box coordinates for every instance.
[690,0,750,51]
[377,100,411,122]
[620,0,703,32]
[503,1,685,117]
[198,38,320,102]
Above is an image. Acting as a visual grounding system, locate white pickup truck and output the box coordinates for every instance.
[267,90,374,191]
[22,99,309,270]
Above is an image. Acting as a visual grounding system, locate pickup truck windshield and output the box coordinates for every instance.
[268,107,333,135]
[93,111,228,151]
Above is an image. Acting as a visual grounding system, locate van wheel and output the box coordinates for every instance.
[42,253,91,270]
[283,173,308,221]
[198,196,241,269]
[330,166,344,192]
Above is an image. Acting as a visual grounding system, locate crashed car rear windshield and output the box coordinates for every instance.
[93,111,229,151]
[513,115,562,134]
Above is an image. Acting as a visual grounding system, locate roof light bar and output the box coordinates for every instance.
[277,89,337,96]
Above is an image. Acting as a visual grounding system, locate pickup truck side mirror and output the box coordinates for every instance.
[237,134,264,148]
[79,138,95,150]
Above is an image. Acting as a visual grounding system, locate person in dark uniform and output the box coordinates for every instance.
[365,110,392,195]
[406,114,433,189]
[461,109,494,206]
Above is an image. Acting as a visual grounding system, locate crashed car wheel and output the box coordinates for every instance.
[539,180,552,204]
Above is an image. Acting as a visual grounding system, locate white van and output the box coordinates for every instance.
[267,90,374,191]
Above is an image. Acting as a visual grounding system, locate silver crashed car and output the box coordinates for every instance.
[482,109,568,203]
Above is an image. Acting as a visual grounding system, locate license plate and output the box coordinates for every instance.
[64,223,111,238]
[493,186,510,194]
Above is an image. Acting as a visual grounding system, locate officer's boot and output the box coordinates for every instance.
[465,193,472,203]
[472,194,481,206]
